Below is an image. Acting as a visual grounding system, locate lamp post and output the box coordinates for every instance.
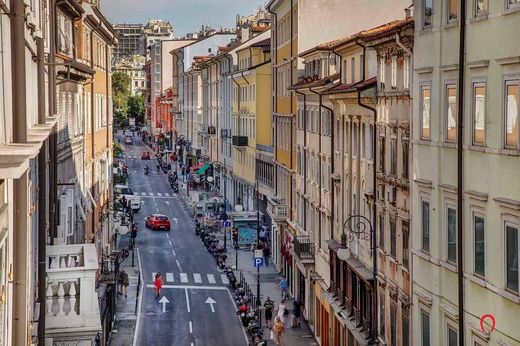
[255,181,261,322]
[340,214,376,343]
[223,158,228,252]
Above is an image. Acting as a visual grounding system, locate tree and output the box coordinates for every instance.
[127,95,145,124]
[112,71,131,113]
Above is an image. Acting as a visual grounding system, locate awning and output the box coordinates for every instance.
[197,162,211,175]
[191,162,204,170]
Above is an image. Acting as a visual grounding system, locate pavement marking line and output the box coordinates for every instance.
[221,274,229,285]
[146,284,228,290]
[172,249,176,256]
[133,248,144,346]
[168,240,173,246]
[141,192,146,196]
[176,260,181,270]
[193,273,202,283]
[150,192,154,196]
[207,274,216,284]
[152,272,157,282]
[180,273,188,283]
[225,287,250,345]
[157,193,162,196]
[166,272,174,282]
[185,288,191,313]
[189,321,193,333]
[165,193,170,197]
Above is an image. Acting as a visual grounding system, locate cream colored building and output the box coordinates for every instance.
[412,0,520,345]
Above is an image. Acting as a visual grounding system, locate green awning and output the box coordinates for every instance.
[197,162,211,175]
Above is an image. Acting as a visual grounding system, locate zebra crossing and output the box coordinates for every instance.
[137,192,176,198]
[152,272,229,286]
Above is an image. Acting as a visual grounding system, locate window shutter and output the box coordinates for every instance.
[65,188,74,236]
[58,194,67,238]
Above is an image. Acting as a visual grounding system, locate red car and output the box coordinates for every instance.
[141,151,151,160]
[145,214,171,231]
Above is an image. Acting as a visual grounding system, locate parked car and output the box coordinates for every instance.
[145,214,171,231]
[124,136,133,145]
[141,151,151,160]
[114,184,141,212]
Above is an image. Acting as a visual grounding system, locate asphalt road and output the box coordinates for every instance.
[116,131,248,346]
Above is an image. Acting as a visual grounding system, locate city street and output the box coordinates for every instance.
[117,131,247,346]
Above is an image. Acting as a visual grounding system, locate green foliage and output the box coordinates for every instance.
[112,71,131,116]
[113,142,124,158]
[127,95,146,124]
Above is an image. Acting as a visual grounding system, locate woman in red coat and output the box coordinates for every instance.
[154,272,163,299]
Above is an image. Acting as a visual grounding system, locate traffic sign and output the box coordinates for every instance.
[253,257,264,268]
[255,249,263,258]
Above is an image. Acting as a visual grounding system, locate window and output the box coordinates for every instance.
[402,306,410,346]
[474,215,485,277]
[390,137,397,175]
[379,137,385,172]
[404,57,410,89]
[391,57,397,88]
[447,207,457,263]
[402,140,409,178]
[351,57,355,83]
[421,310,431,346]
[379,58,386,89]
[448,0,458,21]
[448,325,458,346]
[421,85,431,140]
[446,84,457,142]
[390,302,397,346]
[475,0,488,15]
[424,0,433,28]
[379,214,385,249]
[507,0,520,9]
[472,83,486,145]
[379,292,385,337]
[390,219,396,259]
[505,80,519,148]
[402,220,410,269]
[422,201,430,252]
[506,224,518,292]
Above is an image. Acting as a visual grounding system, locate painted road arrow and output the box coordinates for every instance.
[205,297,216,312]
[159,296,170,313]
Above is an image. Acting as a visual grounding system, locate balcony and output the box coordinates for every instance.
[198,124,208,135]
[232,135,248,147]
[344,296,352,316]
[220,128,231,138]
[266,197,289,222]
[45,244,101,343]
[362,317,371,339]
[293,235,315,264]
[208,125,216,135]
[353,306,361,327]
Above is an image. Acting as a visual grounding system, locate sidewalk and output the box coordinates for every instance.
[227,248,318,345]
[108,235,140,346]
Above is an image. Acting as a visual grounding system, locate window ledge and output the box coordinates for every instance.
[503,5,520,16]
[440,142,457,149]
[470,13,488,23]
[498,148,520,156]
[443,21,458,29]
[414,139,432,145]
[440,260,458,273]
[412,249,440,265]
[464,144,486,152]
[418,26,433,35]
[465,272,487,288]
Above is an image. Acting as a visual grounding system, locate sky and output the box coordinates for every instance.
[102,0,267,37]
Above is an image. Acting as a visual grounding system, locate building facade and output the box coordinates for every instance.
[412,1,520,345]
[113,23,145,61]
[113,54,147,96]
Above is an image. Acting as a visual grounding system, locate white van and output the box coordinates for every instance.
[114,184,141,212]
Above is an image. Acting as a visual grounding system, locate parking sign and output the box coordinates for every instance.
[253,257,264,268]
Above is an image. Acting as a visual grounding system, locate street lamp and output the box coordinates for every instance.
[255,181,261,323]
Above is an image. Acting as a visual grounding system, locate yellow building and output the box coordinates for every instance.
[231,36,272,209]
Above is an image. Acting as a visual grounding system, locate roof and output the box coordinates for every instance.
[250,38,271,52]
[322,76,377,95]
[251,25,270,33]
[288,73,339,91]
[299,18,414,57]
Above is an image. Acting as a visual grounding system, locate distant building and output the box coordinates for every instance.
[144,19,174,49]
[114,55,147,96]
[113,23,145,61]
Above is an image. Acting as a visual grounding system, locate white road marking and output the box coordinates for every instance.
[166,272,174,282]
[193,273,202,283]
[185,288,191,313]
[180,273,188,283]
[207,274,216,284]
[168,240,172,246]
[150,192,154,196]
[172,249,176,256]
[221,274,229,285]
[141,192,146,196]
[146,284,228,290]
[133,249,144,346]
[157,193,162,196]
[189,321,193,333]
[137,195,177,199]
[152,272,157,282]
[176,260,181,270]
[165,193,170,197]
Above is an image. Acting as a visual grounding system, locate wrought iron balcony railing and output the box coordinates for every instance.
[293,235,315,263]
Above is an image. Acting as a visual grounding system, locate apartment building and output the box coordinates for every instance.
[113,23,145,61]
[364,19,414,346]
[412,0,520,345]
[143,19,174,48]
[114,54,147,96]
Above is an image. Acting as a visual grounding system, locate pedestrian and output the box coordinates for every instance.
[292,298,303,327]
[263,246,271,267]
[264,297,274,328]
[154,272,163,299]
[259,227,267,243]
[273,316,285,345]
[120,269,129,297]
[117,271,124,295]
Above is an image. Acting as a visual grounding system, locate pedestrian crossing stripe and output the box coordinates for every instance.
[149,192,154,196]
[141,192,146,196]
[157,193,162,196]
[150,272,228,286]
[165,193,170,197]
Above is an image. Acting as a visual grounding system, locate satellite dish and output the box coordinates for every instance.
[234,205,243,212]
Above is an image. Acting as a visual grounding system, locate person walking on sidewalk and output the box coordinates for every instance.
[263,246,271,267]
[273,316,285,345]
[118,269,129,297]
[154,272,163,299]
[292,298,303,327]
[264,297,274,328]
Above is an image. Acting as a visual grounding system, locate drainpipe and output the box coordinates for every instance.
[267,8,278,195]
[36,34,47,344]
[309,87,322,245]
[289,0,294,216]
[48,0,57,244]
[10,0,26,142]
[231,74,241,136]
[294,90,307,234]
[457,1,467,344]
[356,39,378,343]
[320,101,334,240]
